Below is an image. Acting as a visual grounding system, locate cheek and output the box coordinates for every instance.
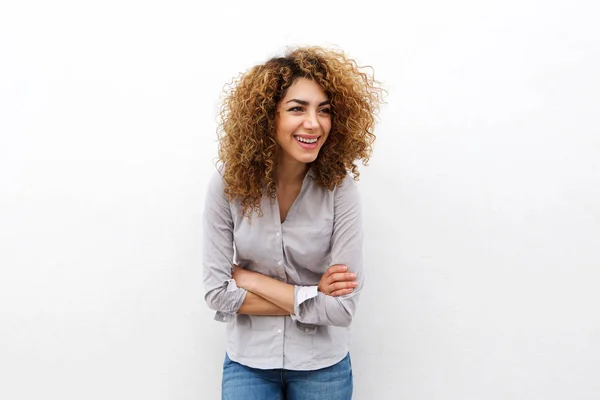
[322,119,332,135]
[276,117,297,136]
[274,121,287,141]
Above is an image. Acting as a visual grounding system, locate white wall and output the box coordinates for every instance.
[1,0,599,399]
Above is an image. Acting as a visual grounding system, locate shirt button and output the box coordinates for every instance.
[276,232,280,237]
[277,260,283,266]
[277,329,282,334]
[304,328,310,333]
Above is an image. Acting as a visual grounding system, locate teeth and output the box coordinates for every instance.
[296,136,318,144]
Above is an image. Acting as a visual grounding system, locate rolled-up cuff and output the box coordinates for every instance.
[291,286,319,333]
[291,285,318,319]
[296,286,318,307]
[213,280,248,323]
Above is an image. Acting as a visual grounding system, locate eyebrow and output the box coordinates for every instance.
[285,99,331,107]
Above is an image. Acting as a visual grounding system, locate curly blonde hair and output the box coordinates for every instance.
[217,46,384,217]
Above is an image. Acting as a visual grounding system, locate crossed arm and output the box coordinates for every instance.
[234,264,358,316]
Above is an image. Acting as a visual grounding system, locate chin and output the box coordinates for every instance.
[294,153,319,164]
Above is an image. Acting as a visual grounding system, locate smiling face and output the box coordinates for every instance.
[274,78,332,167]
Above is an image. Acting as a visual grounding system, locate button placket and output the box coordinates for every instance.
[276,220,286,281]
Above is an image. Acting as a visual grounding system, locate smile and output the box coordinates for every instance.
[294,136,318,144]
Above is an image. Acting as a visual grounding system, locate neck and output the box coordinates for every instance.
[275,156,310,186]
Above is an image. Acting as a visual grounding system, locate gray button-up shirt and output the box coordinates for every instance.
[203,166,364,370]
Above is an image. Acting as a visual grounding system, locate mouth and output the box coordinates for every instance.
[294,135,320,150]
[294,135,319,144]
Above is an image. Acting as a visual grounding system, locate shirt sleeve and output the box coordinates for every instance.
[292,175,364,328]
[202,169,248,322]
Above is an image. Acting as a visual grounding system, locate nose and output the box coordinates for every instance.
[303,111,319,130]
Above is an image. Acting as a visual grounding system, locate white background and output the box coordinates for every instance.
[1,0,599,399]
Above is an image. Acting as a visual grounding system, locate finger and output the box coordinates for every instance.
[331,281,358,291]
[325,264,347,277]
[329,272,356,283]
[330,288,354,297]
[320,281,344,296]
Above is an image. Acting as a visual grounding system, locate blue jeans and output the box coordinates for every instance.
[221,353,353,400]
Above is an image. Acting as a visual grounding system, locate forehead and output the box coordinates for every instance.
[282,78,328,101]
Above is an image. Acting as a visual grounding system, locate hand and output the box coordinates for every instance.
[232,264,256,291]
[318,264,358,297]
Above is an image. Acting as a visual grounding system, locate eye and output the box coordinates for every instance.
[319,107,331,114]
[288,106,304,112]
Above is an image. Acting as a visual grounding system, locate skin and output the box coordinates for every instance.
[234,78,358,316]
[274,77,332,179]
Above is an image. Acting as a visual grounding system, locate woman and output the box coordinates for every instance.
[203,46,383,399]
